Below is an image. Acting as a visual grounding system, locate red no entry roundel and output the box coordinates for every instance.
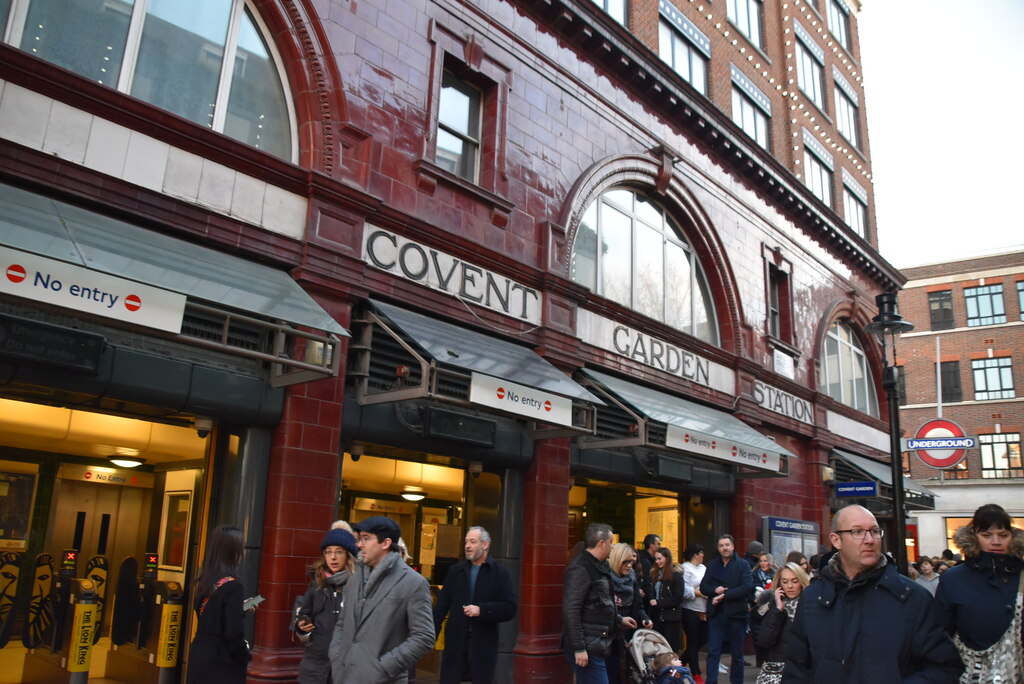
[543,400,552,412]
[125,294,142,311]
[6,264,26,283]
[496,387,506,400]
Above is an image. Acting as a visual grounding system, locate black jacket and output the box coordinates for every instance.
[783,556,962,683]
[432,556,517,684]
[186,578,250,684]
[754,592,796,663]
[561,549,620,658]
[699,555,752,620]
[649,570,685,623]
[293,571,347,683]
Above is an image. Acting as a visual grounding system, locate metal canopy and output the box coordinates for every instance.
[580,368,795,476]
[0,182,346,335]
[832,449,936,510]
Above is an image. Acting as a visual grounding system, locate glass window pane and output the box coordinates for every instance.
[223,9,291,159]
[600,203,632,308]
[131,0,232,127]
[635,222,663,319]
[19,0,134,86]
[693,268,715,344]
[571,203,599,290]
[435,128,465,175]
[635,194,662,228]
[439,77,472,136]
[665,240,692,331]
[0,0,9,37]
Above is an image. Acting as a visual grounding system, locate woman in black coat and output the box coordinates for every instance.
[934,503,1024,682]
[293,527,358,683]
[753,561,808,684]
[648,546,685,653]
[187,525,250,684]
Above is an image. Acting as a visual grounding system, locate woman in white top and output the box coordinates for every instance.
[680,543,708,683]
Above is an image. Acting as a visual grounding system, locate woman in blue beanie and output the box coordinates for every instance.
[294,527,358,682]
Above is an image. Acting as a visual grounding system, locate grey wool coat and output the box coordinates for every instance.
[328,551,435,683]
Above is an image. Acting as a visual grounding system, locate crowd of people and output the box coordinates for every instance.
[182,501,1022,684]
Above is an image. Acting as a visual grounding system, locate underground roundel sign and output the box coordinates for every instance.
[904,418,975,469]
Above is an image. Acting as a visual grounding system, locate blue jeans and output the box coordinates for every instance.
[566,651,609,684]
[705,615,745,684]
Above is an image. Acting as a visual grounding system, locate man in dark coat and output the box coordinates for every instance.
[783,504,962,683]
[700,533,752,684]
[637,534,661,601]
[562,523,635,683]
[433,526,517,684]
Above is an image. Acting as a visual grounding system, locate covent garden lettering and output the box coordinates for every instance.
[612,325,711,386]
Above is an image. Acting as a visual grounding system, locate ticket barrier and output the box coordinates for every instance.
[22,555,100,684]
[105,553,185,684]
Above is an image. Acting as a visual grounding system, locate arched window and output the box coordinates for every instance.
[570,187,719,345]
[2,0,294,160]
[819,320,878,416]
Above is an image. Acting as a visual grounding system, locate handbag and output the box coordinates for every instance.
[953,570,1023,683]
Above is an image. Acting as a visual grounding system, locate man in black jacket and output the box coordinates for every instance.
[562,523,634,684]
[433,526,517,684]
[783,505,962,683]
[700,534,752,684]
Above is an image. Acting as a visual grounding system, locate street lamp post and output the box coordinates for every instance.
[865,292,914,576]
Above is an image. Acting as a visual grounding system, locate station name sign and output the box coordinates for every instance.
[2,247,186,333]
[575,309,734,393]
[753,381,814,425]
[362,226,541,325]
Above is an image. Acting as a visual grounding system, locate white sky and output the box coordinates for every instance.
[857,1,1024,268]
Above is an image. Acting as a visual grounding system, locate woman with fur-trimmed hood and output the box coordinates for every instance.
[934,503,1024,683]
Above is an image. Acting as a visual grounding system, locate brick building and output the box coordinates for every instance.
[0,0,910,680]
[895,249,1024,561]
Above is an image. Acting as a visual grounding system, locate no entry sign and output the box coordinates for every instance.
[903,418,975,469]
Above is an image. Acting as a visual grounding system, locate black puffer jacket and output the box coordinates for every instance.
[649,570,685,623]
[753,591,798,663]
[294,570,348,683]
[561,550,620,658]
[934,525,1024,651]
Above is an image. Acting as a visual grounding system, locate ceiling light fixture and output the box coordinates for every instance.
[400,486,427,502]
[108,456,145,468]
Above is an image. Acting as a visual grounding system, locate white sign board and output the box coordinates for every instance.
[665,424,781,472]
[2,247,186,333]
[469,372,573,426]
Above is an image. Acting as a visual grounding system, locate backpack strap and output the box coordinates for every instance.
[199,576,236,616]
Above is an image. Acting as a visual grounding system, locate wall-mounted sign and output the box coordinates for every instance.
[836,481,878,497]
[902,418,975,469]
[362,226,542,324]
[753,381,813,425]
[575,309,734,393]
[2,247,186,333]
[0,313,105,372]
[469,372,573,426]
[58,464,155,489]
[665,424,781,472]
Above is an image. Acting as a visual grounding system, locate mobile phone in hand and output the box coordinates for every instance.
[243,594,265,611]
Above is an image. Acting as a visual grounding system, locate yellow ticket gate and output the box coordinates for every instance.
[105,568,185,684]
[22,570,99,684]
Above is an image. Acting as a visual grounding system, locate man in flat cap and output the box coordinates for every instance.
[329,516,434,683]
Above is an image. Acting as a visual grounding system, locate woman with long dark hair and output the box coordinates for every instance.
[187,525,250,684]
[680,543,708,684]
[935,503,1023,682]
[648,546,685,654]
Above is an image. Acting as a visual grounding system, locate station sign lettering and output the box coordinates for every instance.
[753,381,814,424]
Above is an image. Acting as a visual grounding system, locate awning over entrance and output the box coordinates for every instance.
[0,182,345,386]
[0,182,346,335]
[832,449,936,510]
[579,369,795,476]
[350,301,601,432]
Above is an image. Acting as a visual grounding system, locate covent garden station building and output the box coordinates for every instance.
[0,0,924,681]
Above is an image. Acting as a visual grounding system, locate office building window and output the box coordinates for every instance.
[979,433,1023,479]
[971,357,1015,401]
[570,188,720,345]
[843,188,867,238]
[835,87,860,148]
[964,284,1007,326]
[732,88,770,149]
[1017,281,1024,319]
[436,71,482,182]
[659,20,709,95]
[828,0,851,51]
[945,459,970,480]
[728,0,763,50]
[767,265,793,343]
[819,320,879,417]
[591,0,627,26]
[803,150,832,206]
[936,361,962,403]
[3,0,294,159]
[928,290,955,330]
[796,39,825,111]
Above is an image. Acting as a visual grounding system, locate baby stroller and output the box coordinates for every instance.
[626,629,696,684]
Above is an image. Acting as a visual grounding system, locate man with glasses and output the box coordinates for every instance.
[328,516,435,683]
[784,504,962,682]
[562,523,628,683]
